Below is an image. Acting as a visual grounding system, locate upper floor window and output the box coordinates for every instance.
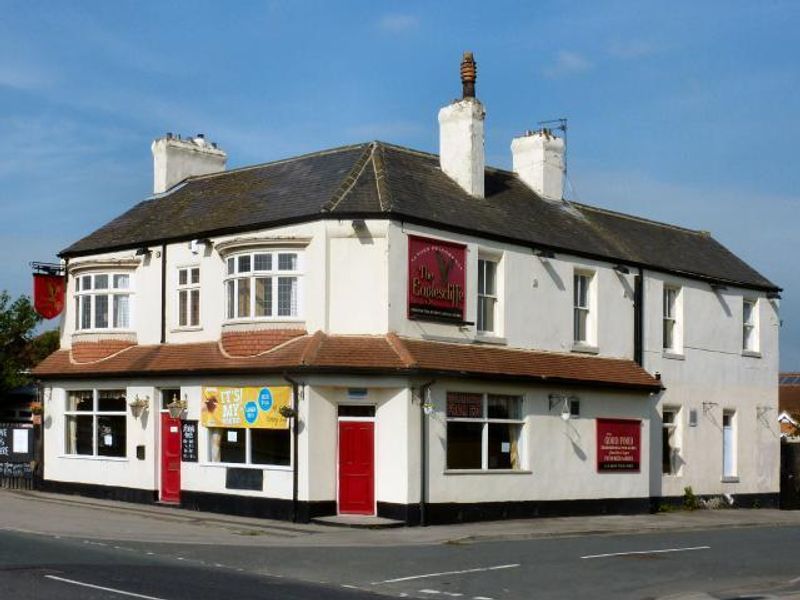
[74,273,132,331]
[663,286,680,351]
[177,266,200,328]
[573,272,593,344]
[743,299,758,352]
[477,258,498,333]
[224,251,302,321]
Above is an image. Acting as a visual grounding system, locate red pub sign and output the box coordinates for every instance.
[33,273,66,319]
[596,418,641,472]
[408,235,466,323]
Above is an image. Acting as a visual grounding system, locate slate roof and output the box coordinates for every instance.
[32,332,662,391]
[62,142,778,291]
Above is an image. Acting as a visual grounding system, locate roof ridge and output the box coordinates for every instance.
[300,330,326,365]
[386,332,417,368]
[573,202,708,237]
[168,142,372,189]
[321,142,378,213]
[376,140,515,176]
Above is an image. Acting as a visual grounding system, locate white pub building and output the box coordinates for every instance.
[35,54,781,524]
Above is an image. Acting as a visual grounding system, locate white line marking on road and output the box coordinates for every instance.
[372,564,520,585]
[473,597,494,600]
[789,575,800,584]
[581,545,711,559]
[44,575,168,600]
[419,591,441,595]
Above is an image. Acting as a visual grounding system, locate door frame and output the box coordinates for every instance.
[336,409,377,516]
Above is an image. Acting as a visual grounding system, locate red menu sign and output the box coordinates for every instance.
[408,235,466,323]
[596,418,641,472]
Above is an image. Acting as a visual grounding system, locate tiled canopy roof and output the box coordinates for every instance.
[33,332,661,392]
[62,142,778,291]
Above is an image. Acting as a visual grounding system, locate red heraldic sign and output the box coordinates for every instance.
[596,418,641,472]
[408,235,466,323]
[33,274,66,319]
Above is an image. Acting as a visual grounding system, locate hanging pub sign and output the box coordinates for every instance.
[408,235,466,323]
[32,273,65,319]
[596,418,641,472]
[201,386,291,429]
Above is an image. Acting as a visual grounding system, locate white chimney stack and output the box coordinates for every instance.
[438,52,485,198]
[151,133,227,194]
[511,130,565,201]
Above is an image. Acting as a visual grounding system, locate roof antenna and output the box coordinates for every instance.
[537,117,568,181]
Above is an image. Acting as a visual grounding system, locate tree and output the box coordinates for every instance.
[0,291,58,393]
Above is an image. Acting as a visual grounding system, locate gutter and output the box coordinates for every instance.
[160,243,167,344]
[283,373,302,523]
[634,267,644,366]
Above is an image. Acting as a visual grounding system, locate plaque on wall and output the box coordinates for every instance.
[181,420,198,463]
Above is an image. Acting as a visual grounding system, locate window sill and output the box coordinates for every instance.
[721,476,740,483]
[200,462,293,472]
[58,454,128,462]
[571,343,599,355]
[662,351,685,361]
[223,318,305,325]
[474,334,507,345]
[742,350,762,359]
[73,329,136,336]
[170,326,203,333]
[444,469,532,475]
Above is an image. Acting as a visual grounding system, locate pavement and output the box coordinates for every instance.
[2,488,800,547]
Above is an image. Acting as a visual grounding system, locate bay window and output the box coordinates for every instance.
[224,251,302,321]
[65,389,127,458]
[74,273,132,331]
[446,392,524,470]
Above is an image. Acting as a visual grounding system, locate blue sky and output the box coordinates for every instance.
[1,1,798,369]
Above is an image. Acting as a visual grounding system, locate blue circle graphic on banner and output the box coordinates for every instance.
[258,388,273,411]
[244,401,259,424]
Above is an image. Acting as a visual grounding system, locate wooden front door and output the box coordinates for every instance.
[338,420,375,515]
[160,413,181,504]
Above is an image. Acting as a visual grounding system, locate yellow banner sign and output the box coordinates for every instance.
[201,386,291,429]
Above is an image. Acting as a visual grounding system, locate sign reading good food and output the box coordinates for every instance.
[201,386,291,429]
[408,235,466,323]
[596,418,641,472]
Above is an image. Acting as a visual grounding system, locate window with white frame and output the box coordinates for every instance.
[64,389,127,457]
[74,273,132,331]
[663,286,680,351]
[743,299,758,352]
[224,251,302,321]
[446,392,523,470]
[722,410,737,478]
[662,407,681,475]
[177,266,200,328]
[477,258,498,333]
[573,272,593,344]
[207,428,290,466]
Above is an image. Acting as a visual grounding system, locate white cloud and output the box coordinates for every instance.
[543,51,592,78]
[377,14,419,33]
[607,40,658,60]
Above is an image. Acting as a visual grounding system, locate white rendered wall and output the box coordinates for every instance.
[424,379,653,504]
[644,275,780,499]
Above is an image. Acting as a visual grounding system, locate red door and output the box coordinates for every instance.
[338,421,375,515]
[160,413,181,504]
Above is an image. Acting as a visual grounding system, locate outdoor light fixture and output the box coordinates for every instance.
[279,405,297,419]
[128,394,150,418]
[710,283,728,292]
[613,265,630,274]
[135,247,152,257]
[549,393,580,421]
[166,395,187,419]
[351,219,368,233]
[534,249,555,259]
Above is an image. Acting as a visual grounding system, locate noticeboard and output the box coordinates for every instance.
[0,427,34,463]
[596,418,641,472]
[181,420,198,463]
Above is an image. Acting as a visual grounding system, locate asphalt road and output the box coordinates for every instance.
[4,525,800,599]
[0,529,381,600]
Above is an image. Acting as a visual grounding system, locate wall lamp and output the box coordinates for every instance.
[128,394,150,418]
[166,394,188,419]
[613,265,630,274]
[351,219,368,233]
[549,394,580,421]
[710,283,728,292]
[534,249,555,259]
[135,247,152,257]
